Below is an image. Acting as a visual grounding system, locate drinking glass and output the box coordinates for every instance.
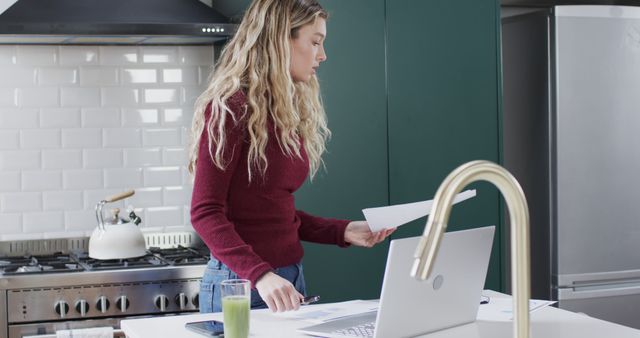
[220,279,251,338]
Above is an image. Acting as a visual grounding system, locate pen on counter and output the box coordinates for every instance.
[301,295,320,305]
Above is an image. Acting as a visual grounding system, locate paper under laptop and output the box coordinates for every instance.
[363,189,476,232]
[298,226,495,338]
[275,300,379,324]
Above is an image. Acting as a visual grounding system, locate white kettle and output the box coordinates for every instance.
[88,190,147,259]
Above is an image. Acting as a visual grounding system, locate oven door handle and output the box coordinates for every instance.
[23,329,126,338]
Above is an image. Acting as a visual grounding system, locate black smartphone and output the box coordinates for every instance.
[185,320,225,337]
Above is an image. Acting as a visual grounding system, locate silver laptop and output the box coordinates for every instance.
[298,226,495,338]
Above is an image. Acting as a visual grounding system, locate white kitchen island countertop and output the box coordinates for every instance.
[121,290,640,338]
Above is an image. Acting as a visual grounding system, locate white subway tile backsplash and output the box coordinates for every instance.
[1,192,42,212]
[62,128,102,148]
[83,149,123,168]
[181,166,191,185]
[43,191,83,211]
[145,206,183,227]
[179,46,214,65]
[42,149,83,169]
[0,88,17,107]
[82,108,120,127]
[0,150,40,170]
[143,167,181,186]
[84,189,126,210]
[129,187,162,208]
[45,230,87,239]
[102,88,140,107]
[99,46,138,65]
[182,86,205,107]
[79,66,119,86]
[162,68,198,85]
[143,128,181,146]
[0,171,20,191]
[0,108,38,129]
[144,88,178,104]
[163,186,186,205]
[0,213,22,234]
[20,129,61,148]
[18,87,59,107]
[1,233,44,240]
[124,148,162,167]
[22,171,62,191]
[63,169,103,190]
[59,46,99,65]
[122,108,159,126]
[104,168,142,188]
[122,68,157,84]
[38,68,78,85]
[162,108,185,125]
[41,108,81,128]
[103,128,142,148]
[199,66,213,85]
[61,87,101,107]
[1,45,209,236]
[0,131,19,149]
[65,210,96,231]
[181,126,190,146]
[0,67,36,85]
[0,46,17,65]
[23,212,64,233]
[162,147,186,166]
[142,47,177,64]
[17,46,57,66]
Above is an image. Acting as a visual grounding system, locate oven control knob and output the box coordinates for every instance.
[155,295,169,312]
[75,299,89,316]
[116,296,130,312]
[192,293,200,308]
[54,301,69,318]
[175,293,189,310]
[96,296,110,313]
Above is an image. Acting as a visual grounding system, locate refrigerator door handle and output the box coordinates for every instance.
[558,279,640,300]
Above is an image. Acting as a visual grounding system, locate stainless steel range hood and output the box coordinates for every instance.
[0,0,238,45]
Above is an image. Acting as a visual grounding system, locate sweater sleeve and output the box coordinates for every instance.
[190,103,272,287]
[296,210,351,247]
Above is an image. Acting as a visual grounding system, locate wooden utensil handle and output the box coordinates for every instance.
[105,190,135,203]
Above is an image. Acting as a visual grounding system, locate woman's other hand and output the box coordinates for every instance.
[344,221,396,248]
[255,272,304,312]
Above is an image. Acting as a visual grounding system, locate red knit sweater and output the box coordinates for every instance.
[190,91,350,286]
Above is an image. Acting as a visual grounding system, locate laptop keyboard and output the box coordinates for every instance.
[332,321,375,337]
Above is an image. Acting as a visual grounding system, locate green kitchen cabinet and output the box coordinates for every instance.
[385,0,503,291]
[295,0,390,303]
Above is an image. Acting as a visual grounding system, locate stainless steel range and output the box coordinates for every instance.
[0,232,208,338]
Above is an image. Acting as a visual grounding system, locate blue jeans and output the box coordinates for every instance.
[199,257,307,313]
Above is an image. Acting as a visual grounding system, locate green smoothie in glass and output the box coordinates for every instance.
[222,296,250,338]
[220,279,251,338]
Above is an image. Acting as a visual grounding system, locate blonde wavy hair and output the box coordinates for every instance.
[188,0,330,181]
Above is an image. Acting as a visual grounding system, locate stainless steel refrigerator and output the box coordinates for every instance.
[502,5,640,329]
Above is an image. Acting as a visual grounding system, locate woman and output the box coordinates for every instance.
[189,0,394,314]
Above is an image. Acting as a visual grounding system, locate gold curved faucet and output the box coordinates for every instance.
[410,160,530,338]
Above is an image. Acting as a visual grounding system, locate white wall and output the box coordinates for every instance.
[0,45,213,240]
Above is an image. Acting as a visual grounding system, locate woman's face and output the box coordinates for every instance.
[290,17,327,83]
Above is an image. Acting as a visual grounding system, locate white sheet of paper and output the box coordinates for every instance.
[274,299,379,324]
[362,189,477,232]
[477,297,557,321]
